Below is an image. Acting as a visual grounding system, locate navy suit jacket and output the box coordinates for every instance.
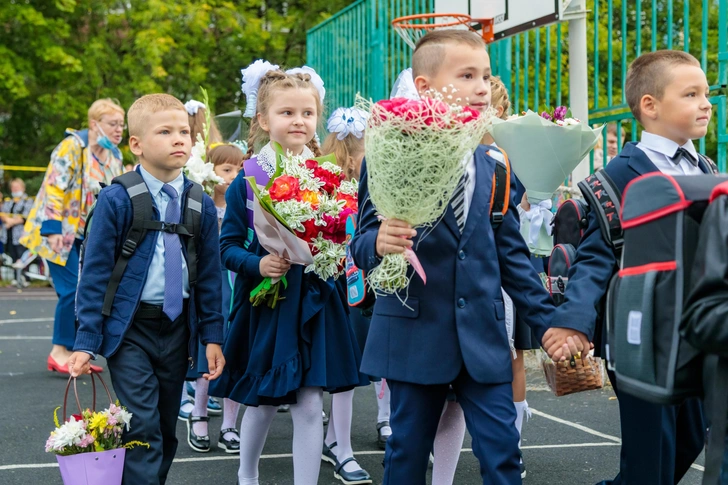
[552,142,715,341]
[350,145,554,385]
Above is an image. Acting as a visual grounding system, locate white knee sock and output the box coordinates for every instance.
[237,405,278,484]
[192,378,209,435]
[325,394,337,447]
[432,401,466,485]
[290,387,324,485]
[514,400,530,449]
[374,380,391,424]
[330,390,362,473]
[222,398,242,441]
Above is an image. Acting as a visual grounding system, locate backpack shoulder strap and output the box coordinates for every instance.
[698,153,720,174]
[182,181,204,288]
[487,147,511,228]
[102,171,155,317]
[577,170,624,250]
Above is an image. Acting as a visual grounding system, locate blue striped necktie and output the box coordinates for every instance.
[451,172,469,233]
[161,184,183,321]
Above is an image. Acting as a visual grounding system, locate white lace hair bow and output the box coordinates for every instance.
[241,59,280,118]
[327,107,369,140]
[286,66,326,104]
[390,68,419,100]
[184,100,206,116]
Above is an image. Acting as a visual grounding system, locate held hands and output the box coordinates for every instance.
[47,234,64,254]
[259,255,291,278]
[376,218,417,257]
[204,344,225,381]
[68,352,93,377]
[542,327,590,362]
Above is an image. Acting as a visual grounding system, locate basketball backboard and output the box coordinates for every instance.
[434,0,562,41]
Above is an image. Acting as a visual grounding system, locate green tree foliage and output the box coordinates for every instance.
[0,0,353,180]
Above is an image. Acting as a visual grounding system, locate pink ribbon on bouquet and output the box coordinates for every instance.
[378,216,427,285]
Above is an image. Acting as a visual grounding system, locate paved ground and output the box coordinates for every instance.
[0,288,706,484]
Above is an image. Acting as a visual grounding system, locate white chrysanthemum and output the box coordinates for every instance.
[306,236,347,279]
[338,180,358,196]
[317,194,346,219]
[117,408,133,431]
[51,418,87,450]
[273,200,317,232]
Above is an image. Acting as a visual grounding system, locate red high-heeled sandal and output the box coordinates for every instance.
[47,355,103,374]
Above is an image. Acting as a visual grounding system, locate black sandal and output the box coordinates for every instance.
[218,428,240,453]
[334,457,372,485]
[187,415,210,453]
[376,420,391,450]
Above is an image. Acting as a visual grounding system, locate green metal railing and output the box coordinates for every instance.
[307,0,728,170]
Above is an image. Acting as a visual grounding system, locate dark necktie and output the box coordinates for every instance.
[670,147,698,167]
[451,172,469,233]
[161,184,183,321]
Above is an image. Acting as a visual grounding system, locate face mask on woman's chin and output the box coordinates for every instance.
[95,123,117,150]
[11,191,23,198]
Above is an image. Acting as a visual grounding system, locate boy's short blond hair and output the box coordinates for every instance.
[87,99,124,126]
[127,94,186,137]
[412,30,486,79]
[625,50,701,123]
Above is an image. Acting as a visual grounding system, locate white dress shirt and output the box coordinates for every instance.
[461,153,477,222]
[636,131,703,176]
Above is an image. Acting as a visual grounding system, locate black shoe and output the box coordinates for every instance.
[186,415,211,453]
[376,421,391,450]
[334,457,372,485]
[520,451,526,479]
[218,428,240,454]
[322,441,338,465]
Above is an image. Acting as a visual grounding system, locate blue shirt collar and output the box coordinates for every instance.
[138,165,185,199]
[639,131,698,159]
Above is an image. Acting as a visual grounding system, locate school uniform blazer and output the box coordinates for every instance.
[552,142,716,342]
[350,145,554,385]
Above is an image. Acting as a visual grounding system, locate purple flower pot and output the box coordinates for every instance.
[56,448,125,485]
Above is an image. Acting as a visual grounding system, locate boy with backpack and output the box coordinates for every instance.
[351,30,588,484]
[68,93,225,485]
[549,50,714,484]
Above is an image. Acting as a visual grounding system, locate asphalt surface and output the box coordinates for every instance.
[0,288,706,484]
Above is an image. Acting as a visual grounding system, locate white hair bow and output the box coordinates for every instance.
[184,100,206,116]
[241,59,280,118]
[327,107,369,140]
[390,68,419,100]
[286,66,326,104]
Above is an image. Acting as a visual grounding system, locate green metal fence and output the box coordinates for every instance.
[307,0,728,170]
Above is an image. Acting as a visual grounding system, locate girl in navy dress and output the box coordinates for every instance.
[210,62,367,485]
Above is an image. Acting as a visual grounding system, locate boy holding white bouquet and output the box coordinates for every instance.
[351,29,588,484]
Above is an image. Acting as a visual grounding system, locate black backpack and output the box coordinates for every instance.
[548,170,624,306]
[80,171,204,317]
[605,172,727,405]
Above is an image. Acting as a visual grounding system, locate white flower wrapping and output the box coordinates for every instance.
[490,110,604,202]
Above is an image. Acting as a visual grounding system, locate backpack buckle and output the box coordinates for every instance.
[121,239,137,258]
[491,212,504,224]
[159,222,178,234]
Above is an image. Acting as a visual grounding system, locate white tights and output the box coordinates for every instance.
[237,387,323,485]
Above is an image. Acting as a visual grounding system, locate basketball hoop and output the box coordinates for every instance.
[391,13,495,50]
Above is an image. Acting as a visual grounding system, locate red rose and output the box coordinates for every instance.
[313,166,341,194]
[337,193,358,212]
[459,106,480,124]
[319,214,348,244]
[295,218,321,242]
[269,175,300,202]
[305,159,318,170]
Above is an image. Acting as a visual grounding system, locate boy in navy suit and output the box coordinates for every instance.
[68,94,225,485]
[351,30,588,484]
[547,50,713,484]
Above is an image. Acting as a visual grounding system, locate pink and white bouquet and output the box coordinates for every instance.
[246,143,357,308]
[358,90,491,294]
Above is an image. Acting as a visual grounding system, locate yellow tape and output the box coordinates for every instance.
[0,165,47,172]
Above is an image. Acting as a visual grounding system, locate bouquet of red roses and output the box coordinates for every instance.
[358,91,491,294]
[246,143,358,308]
